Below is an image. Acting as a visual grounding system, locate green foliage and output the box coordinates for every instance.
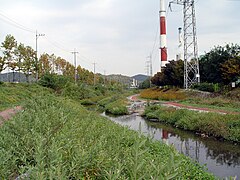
[139,78,150,89]
[38,73,70,92]
[0,83,51,111]
[144,105,240,142]
[62,83,97,100]
[105,100,128,115]
[0,94,215,179]
[200,44,240,84]
[193,83,216,92]
[151,60,184,87]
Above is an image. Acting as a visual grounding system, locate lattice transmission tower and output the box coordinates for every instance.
[169,0,200,89]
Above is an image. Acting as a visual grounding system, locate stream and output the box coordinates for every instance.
[102,112,240,179]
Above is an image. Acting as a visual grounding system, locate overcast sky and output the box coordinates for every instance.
[0,0,239,76]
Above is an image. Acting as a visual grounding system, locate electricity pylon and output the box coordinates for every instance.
[169,0,200,89]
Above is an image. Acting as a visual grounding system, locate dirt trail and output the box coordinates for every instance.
[0,106,23,126]
[128,94,239,115]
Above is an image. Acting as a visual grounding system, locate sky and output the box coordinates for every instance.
[0,0,239,76]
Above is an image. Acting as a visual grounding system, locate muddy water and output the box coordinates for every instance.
[103,113,240,179]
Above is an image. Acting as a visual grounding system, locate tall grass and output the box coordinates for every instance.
[0,83,51,111]
[143,105,240,142]
[0,95,215,179]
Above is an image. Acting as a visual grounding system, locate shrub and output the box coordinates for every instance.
[105,100,128,115]
[38,73,70,92]
[193,83,216,92]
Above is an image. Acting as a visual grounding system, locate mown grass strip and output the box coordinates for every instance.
[0,95,215,179]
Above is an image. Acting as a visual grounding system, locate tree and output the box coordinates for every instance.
[0,56,6,74]
[39,53,52,77]
[22,46,36,82]
[63,62,74,79]
[199,44,240,84]
[220,56,240,83]
[151,60,184,87]
[14,43,26,82]
[55,57,67,75]
[139,78,151,89]
[1,35,17,82]
[151,72,165,86]
[163,60,184,87]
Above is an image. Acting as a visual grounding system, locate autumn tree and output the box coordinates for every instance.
[14,43,26,82]
[0,56,5,74]
[22,46,36,82]
[220,56,240,83]
[55,57,67,75]
[1,35,17,82]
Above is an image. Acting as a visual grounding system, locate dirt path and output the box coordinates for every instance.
[128,94,239,115]
[162,102,239,115]
[0,106,23,126]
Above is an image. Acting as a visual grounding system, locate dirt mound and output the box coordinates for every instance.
[0,106,23,126]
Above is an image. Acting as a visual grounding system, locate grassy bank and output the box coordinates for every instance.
[98,95,129,115]
[0,86,215,179]
[143,105,240,142]
[0,83,51,111]
[140,88,240,112]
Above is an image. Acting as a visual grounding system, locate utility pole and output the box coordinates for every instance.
[71,49,78,84]
[93,62,96,86]
[36,30,45,80]
[147,54,153,87]
[169,0,200,89]
[104,70,106,86]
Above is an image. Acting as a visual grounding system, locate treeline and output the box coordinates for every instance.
[151,44,240,88]
[0,34,103,85]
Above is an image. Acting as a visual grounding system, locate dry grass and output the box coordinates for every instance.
[140,88,186,101]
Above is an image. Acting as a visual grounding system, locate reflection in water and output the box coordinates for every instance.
[103,113,240,179]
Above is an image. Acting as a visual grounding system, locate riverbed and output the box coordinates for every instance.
[103,112,240,179]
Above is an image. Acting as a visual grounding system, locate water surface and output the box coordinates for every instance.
[103,113,240,179]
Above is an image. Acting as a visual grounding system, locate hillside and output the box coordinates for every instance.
[131,74,149,82]
[0,83,51,111]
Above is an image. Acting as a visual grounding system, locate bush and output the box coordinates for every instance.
[193,83,217,92]
[105,100,128,115]
[38,73,70,92]
[62,83,99,100]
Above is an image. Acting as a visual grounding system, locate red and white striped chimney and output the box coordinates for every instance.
[160,0,168,68]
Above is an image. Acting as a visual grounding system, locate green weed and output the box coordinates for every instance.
[0,95,215,179]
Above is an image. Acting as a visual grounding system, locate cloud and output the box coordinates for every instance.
[0,0,239,76]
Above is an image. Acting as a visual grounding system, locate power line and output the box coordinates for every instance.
[43,36,71,53]
[0,11,35,33]
[0,11,108,76]
[151,25,159,57]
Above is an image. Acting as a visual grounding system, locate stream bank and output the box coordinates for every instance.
[103,112,240,179]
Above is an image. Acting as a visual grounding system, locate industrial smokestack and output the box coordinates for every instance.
[177,27,183,60]
[160,0,167,68]
[178,27,182,44]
